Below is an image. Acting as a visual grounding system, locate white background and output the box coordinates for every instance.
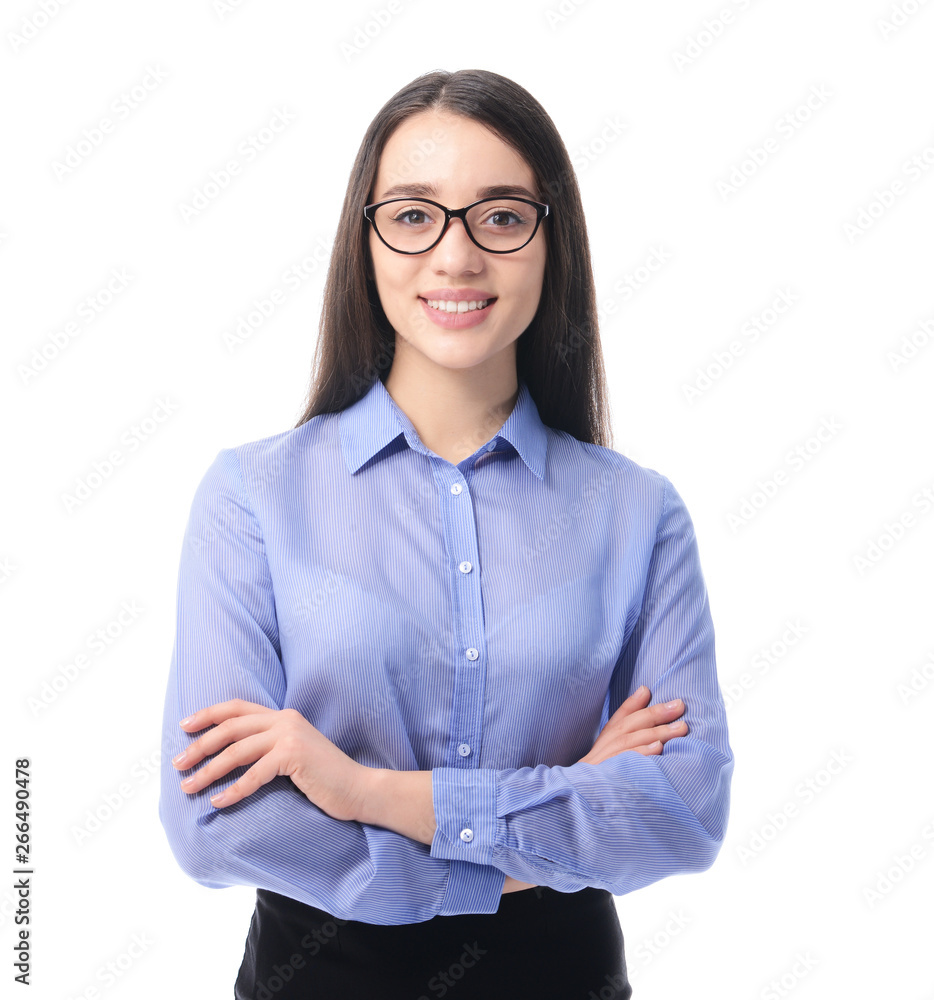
[3,0,933,997]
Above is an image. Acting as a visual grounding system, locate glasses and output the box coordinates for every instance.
[363,196,550,255]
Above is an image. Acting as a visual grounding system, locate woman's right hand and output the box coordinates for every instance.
[502,875,538,894]
[577,685,687,766]
[498,687,687,896]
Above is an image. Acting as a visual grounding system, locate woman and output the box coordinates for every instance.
[159,68,734,998]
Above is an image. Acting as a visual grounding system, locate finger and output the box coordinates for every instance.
[626,718,690,750]
[179,698,277,732]
[645,718,690,743]
[622,685,651,707]
[602,686,651,725]
[620,698,686,732]
[659,718,689,738]
[630,741,662,756]
[208,752,282,808]
[179,733,274,795]
[173,714,274,770]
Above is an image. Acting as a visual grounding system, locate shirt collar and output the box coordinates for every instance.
[340,377,547,480]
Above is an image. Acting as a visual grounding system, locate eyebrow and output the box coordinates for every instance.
[377,183,539,201]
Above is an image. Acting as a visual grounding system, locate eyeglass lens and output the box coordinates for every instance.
[371,199,539,253]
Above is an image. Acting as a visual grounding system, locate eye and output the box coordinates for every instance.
[479,207,528,228]
[388,205,436,226]
[394,209,426,224]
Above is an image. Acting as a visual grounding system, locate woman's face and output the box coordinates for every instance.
[367,109,547,381]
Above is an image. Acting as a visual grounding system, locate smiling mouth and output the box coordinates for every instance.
[419,297,497,313]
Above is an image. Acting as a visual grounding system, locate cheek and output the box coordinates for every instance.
[370,268,402,311]
[516,266,546,317]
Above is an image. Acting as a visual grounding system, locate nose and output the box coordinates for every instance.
[430,216,483,267]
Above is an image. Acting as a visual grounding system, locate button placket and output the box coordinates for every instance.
[435,463,487,846]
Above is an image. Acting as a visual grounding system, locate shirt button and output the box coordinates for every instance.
[450,483,463,495]
[460,828,474,843]
[457,743,471,757]
[458,561,472,574]
[465,648,479,661]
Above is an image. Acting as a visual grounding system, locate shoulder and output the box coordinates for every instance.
[545,428,671,524]
[549,434,704,562]
[197,412,338,511]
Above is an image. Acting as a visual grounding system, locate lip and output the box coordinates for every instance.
[420,288,496,301]
[419,295,496,329]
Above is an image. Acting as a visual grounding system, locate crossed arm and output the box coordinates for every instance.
[171,684,690,894]
[162,449,730,917]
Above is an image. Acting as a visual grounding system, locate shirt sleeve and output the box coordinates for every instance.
[158,448,505,925]
[429,474,734,895]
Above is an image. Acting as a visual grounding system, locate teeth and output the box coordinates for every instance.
[425,298,489,313]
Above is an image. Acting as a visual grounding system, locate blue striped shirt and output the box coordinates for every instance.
[158,376,734,925]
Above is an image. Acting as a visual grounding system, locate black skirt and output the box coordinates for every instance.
[234,883,631,999]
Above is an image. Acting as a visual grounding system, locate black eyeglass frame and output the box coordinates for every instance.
[362,196,550,255]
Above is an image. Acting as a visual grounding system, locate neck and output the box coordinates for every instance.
[383,353,520,465]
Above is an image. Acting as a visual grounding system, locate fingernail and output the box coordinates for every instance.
[210,792,227,806]
[172,752,187,766]
[665,700,681,709]
[669,720,683,729]
[179,716,193,727]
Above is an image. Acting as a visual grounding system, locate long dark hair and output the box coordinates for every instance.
[293,68,613,449]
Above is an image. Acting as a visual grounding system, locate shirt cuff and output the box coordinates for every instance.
[429,766,500,866]
[437,860,505,916]
[430,766,504,915]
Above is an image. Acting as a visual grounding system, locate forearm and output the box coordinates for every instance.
[359,768,437,845]
[358,769,535,895]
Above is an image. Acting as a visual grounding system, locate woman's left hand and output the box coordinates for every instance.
[172,699,373,822]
